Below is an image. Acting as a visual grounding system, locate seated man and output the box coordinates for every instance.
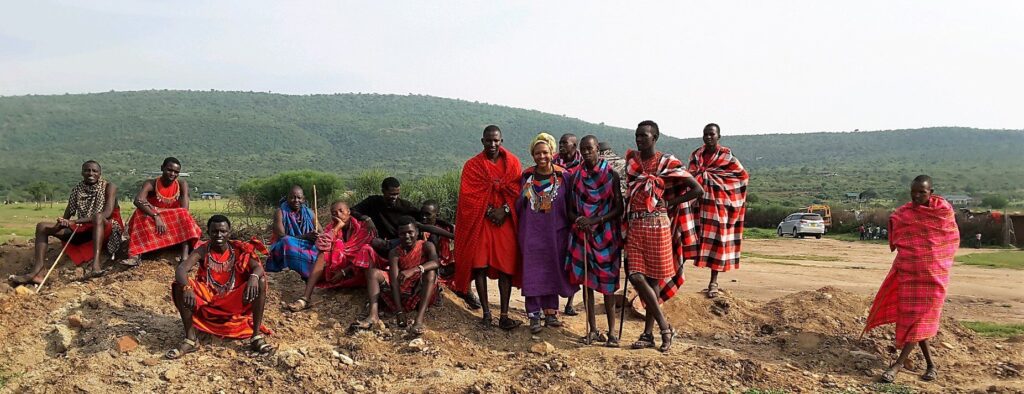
[123,157,202,266]
[352,217,440,336]
[287,200,378,311]
[10,160,123,285]
[264,185,319,277]
[167,215,272,359]
[419,200,481,309]
[352,177,420,242]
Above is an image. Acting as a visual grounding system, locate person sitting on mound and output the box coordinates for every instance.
[167,215,272,359]
[264,185,320,277]
[10,160,123,285]
[287,200,379,311]
[351,217,440,336]
[122,157,202,267]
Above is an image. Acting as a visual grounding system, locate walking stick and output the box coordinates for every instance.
[618,253,628,340]
[35,223,78,294]
[582,231,591,338]
[312,184,320,231]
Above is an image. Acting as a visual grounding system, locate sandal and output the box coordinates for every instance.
[705,283,720,299]
[544,315,562,328]
[250,335,274,355]
[119,256,141,267]
[606,332,620,348]
[529,317,542,334]
[921,366,937,381]
[287,298,309,312]
[165,338,199,360]
[880,369,897,383]
[563,304,579,316]
[8,274,42,286]
[498,315,522,331]
[480,312,493,328]
[81,267,109,281]
[409,323,426,337]
[349,318,377,331]
[658,327,676,353]
[631,333,655,349]
[579,331,607,345]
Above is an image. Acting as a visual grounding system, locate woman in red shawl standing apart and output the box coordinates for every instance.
[683,123,749,298]
[454,125,524,330]
[625,121,703,353]
[864,176,958,383]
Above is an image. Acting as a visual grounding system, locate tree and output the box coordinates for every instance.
[981,195,1008,209]
[859,189,879,201]
[24,181,57,205]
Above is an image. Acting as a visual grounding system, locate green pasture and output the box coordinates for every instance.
[0,199,257,244]
[955,251,1024,270]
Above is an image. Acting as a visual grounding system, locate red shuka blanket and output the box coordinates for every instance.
[454,147,523,293]
[185,239,272,339]
[863,196,959,347]
[681,145,749,272]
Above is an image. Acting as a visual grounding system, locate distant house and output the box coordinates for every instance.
[200,192,222,200]
[844,192,861,201]
[942,194,973,207]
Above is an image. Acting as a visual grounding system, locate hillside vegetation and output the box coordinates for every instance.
[1,91,1022,205]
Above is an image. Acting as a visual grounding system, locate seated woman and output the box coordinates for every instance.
[287,200,379,311]
[122,157,202,266]
[10,160,123,285]
[264,185,319,277]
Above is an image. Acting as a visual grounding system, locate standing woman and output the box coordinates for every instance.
[517,132,576,334]
[625,121,703,353]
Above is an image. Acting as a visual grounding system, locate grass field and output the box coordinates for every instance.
[955,251,1024,270]
[0,199,254,244]
[961,321,1024,338]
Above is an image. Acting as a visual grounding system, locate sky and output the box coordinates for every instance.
[2,1,1023,137]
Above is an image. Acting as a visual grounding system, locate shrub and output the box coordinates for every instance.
[236,170,343,210]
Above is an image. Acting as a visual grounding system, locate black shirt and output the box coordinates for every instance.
[351,195,420,240]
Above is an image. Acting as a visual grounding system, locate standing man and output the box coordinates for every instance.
[864,176,959,383]
[454,125,523,330]
[553,132,583,315]
[683,123,749,299]
[567,135,625,346]
[625,121,703,353]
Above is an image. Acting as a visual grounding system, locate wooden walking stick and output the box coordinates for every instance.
[582,231,591,338]
[35,224,78,294]
[312,184,321,231]
[618,253,629,340]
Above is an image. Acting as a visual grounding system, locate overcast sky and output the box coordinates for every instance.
[2,1,1022,137]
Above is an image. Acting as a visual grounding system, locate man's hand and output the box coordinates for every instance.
[398,267,419,283]
[362,217,376,231]
[302,231,318,242]
[56,217,72,228]
[154,217,168,234]
[575,216,599,232]
[243,275,260,304]
[182,286,196,309]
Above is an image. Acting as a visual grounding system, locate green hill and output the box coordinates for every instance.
[1,90,1021,205]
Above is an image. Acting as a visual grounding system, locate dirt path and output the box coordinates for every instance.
[0,240,1021,393]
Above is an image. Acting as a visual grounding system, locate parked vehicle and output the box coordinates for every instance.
[777,213,826,239]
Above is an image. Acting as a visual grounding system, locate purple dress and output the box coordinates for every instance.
[516,167,575,315]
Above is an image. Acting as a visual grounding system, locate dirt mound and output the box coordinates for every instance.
[1,242,1022,393]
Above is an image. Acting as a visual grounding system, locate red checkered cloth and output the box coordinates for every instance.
[863,196,959,347]
[381,240,440,312]
[64,207,125,266]
[680,145,749,272]
[625,215,674,280]
[624,150,697,302]
[127,207,202,256]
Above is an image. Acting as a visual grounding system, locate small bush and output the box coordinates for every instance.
[237,170,343,210]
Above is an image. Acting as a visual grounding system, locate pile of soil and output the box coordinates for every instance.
[0,241,1021,393]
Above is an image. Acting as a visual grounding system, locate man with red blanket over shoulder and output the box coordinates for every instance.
[681,123,749,299]
[454,125,524,330]
[123,157,202,267]
[863,175,959,383]
[167,215,273,359]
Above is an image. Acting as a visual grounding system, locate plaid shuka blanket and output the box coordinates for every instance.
[863,196,959,347]
[624,150,695,302]
[680,145,749,272]
[566,159,623,295]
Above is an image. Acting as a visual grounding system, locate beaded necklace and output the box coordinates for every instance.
[154,177,180,205]
[205,247,236,296]
[527,169,560,212]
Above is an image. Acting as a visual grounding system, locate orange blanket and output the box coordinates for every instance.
[188,239,273,339]
[453,147,522,292]
[863,196,959,347]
